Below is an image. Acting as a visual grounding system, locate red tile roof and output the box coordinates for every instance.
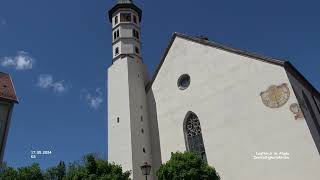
[0,72,18,103]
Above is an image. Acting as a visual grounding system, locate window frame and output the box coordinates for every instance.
[183,111,207,162]
[115,47,119,56]
[120,13,132,22]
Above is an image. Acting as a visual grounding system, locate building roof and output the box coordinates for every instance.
[108,0,142,22]
[145,33,320,99]
[0,72,18,103]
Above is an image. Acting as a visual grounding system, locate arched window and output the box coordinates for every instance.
[183,112,207,162]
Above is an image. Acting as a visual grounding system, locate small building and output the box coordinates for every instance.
[0,72,18,163]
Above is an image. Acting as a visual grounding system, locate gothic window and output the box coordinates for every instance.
[184,112,207,162]
[302,91,320,134]
[117,117,120,123]
[143,147,146,153]
[120,13,131,22]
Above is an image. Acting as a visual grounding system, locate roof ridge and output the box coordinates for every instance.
[146,32,288,92]
[173,32,287,65]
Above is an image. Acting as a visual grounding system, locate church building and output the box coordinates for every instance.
[107,1,320,179]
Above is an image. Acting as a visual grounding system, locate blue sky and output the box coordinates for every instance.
[0,0,319,170]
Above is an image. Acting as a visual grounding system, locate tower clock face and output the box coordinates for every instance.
[260,83,290,108]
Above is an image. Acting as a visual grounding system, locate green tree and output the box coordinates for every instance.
[17,163,45,180]
[64,154,131,180]
[0,162,18,180]
[0,154,130,180]
[157,151,220,180]
[44,161,66,180]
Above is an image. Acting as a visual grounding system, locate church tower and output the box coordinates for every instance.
[107,0,154,179]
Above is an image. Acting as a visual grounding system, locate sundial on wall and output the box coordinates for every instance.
[260,83,290,108]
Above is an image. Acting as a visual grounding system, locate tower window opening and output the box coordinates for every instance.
[114,16,118,25]
[115,47,119,56]
[135,46,140,54]
[133,15,137,24]
[141,128,144,134]
[114,29,120,41]
[120,13,131,22]
[117,117,120,123]
[113,32,117,40]
[141,116,143,122]
[133,29,139,39]
[143,147,146,153]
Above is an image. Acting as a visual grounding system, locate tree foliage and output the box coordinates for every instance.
[156,151,220,180]
[0,154,130,180]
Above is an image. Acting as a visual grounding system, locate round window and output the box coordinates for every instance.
[177,74,191,90]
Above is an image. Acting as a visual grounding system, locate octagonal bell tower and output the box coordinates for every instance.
[107,1,154,179]
[109,0,142,63]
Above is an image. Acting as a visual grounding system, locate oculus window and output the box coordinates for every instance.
[177,74,191,90]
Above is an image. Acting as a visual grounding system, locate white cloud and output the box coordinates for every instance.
[37,74,67,93]
[84,88,103,110]
[0,51,34,70]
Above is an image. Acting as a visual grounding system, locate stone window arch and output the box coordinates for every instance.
[183,111,207,162]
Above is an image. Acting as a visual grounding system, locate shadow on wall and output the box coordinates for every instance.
[147,89,162,176]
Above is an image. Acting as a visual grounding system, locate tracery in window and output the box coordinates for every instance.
[183,112,207,162]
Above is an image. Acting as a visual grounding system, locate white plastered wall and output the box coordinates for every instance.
[148,37,320,180]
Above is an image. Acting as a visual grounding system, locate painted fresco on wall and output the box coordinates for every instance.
[260,83,290,108]
[290,103,305,120]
